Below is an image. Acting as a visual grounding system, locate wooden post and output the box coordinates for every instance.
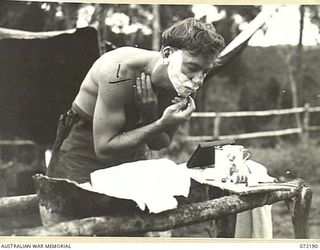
[285,184,313,239]
[0,139,3,197]
[213,115,221,139]
[152,5,161,51]
[291,186,313,238]
[207,187,236,238]
[302,103,310,144]
[0,136,2,168]
[0,175,6,197]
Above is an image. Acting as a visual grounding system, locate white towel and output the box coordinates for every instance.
[245,159,277,185]
[235,159,274,238]
[84,158,191,214]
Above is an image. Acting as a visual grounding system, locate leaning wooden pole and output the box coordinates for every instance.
[0,180,309,237]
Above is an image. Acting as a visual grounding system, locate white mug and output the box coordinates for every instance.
[214,145,251,178]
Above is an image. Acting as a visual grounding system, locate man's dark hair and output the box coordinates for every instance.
[162,18,225,58]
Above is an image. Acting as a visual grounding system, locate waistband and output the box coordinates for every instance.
[67,103,93,131]
[71,103,93,123]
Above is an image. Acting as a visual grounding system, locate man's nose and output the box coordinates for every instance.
[192,73,205,87]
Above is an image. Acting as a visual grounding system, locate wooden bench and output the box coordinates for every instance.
[0,175,312,238]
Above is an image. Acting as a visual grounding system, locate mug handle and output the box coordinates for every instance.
[243,149,251,161]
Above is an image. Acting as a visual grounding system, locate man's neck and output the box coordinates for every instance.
[145,53,162,76]
[148,54,171,88]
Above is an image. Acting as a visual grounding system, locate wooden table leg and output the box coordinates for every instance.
[207,186,236,238]
[285,185,313,239]
[215,213,237,238]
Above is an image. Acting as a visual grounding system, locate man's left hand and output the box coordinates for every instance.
[134,72,158,125]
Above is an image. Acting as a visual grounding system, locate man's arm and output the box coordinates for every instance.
[147,124,178,150]
[133,73,182,150]
[148,96,194,150]
[93,60,194,160]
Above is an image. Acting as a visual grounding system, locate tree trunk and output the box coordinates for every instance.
[152,5,161,51]
[276,47,302,132]
[276,5,305,134]
[88,4,109,54]
[295,5,305,104]
[61,3,80,29]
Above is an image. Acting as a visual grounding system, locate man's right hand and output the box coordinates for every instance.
[160,96,196,127]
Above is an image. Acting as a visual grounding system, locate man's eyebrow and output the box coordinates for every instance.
[205,63,215,71]
[206,65,214,72]
[188,62,214,72]
[187,62,201,68]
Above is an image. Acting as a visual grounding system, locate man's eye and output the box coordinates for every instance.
[187,65,198,72]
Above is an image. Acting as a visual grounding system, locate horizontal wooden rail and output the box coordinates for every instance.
[187,104,320,142]
[186,128,303,142]
[191,107,305,118]
[0,140,36,146]
[308,106,320,113]
[307,125,320,131]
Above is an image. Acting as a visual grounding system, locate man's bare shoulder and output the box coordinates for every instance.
[93,47,154,83]
[99,46,152,63]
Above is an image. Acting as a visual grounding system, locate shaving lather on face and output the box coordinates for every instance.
[166,49,200,98]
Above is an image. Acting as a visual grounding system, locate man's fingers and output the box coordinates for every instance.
[180,96,196,115]
[169,96,195,113]
[140,72,148,99]
[133,77,141,104]
[172,96,185,104]
[133,83,137,100]
[188,96,196,109]
[135,72,157,107]
[145,73,157,102]
[146,74,155,100]
[169,99,188,110]
[136,76,142,100]
[171,97,180,104]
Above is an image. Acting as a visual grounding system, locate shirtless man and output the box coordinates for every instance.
[46,18,225,184]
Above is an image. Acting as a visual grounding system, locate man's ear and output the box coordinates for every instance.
[161,46,174,59]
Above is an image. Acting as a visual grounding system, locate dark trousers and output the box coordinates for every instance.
[47,108,149,183]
